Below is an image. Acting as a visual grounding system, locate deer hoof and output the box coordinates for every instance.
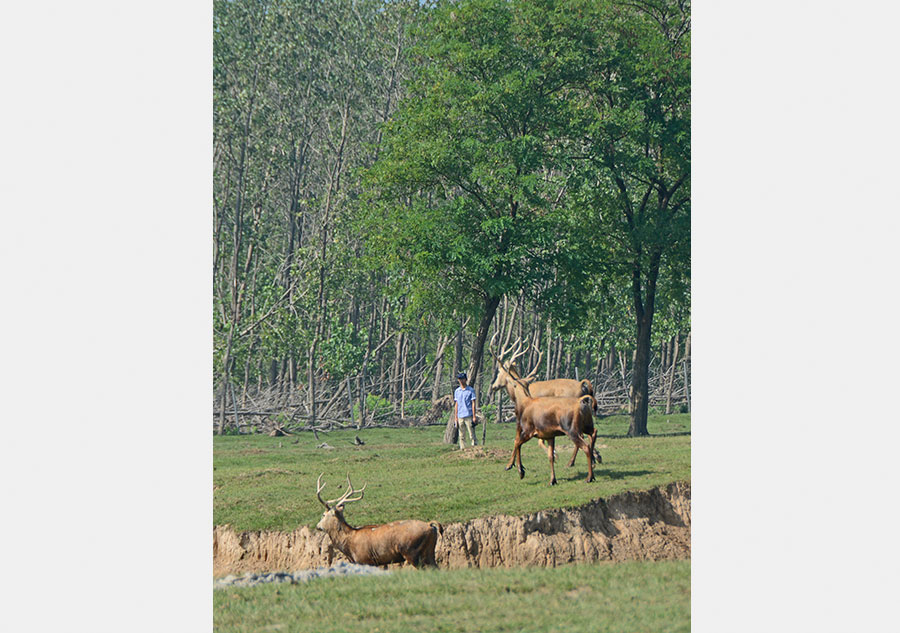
[505,464,514,471]
[549,478,557,486]
[586,475,595,483]
[518,468,525,479]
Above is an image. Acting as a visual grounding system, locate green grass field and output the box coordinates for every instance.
[213,414,690,532]
[213,559,690,633]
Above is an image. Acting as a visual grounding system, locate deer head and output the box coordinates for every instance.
[315,473,367,532]
[489,332,543,400]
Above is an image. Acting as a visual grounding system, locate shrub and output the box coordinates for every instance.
[403,399,431,417]
[480,403,498,423]
[352,393,394,420]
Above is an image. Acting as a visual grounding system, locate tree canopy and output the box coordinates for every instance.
[213,0,691,434]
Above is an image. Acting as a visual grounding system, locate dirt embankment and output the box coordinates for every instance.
[213,482,690,577]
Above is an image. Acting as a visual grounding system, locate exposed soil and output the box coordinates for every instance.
[451,447,511,460]
[213,482,690,577]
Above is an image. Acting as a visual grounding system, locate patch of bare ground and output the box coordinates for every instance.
[213,482,690,577]
[450,447,510,460]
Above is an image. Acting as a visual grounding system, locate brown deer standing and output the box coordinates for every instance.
[493,353,599,485]
[315,474,442,568]
[489,333,597,467]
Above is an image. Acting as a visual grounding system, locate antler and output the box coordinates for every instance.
[492,349,533,399]
[326,473,367,508]
[523,335,544,381]
[489,331,526,368]
[316,473,330,509]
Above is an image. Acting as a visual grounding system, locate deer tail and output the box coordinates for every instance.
[430,521,444,536]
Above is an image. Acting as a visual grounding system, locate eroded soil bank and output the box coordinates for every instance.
[213,481,690,577]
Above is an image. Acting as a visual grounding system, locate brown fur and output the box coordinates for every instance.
[316,507,442,568]
[491,364,596,466]
[504,393,599,485]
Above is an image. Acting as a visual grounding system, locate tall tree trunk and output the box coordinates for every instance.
[308,340,318,424]
[467,295,501,385]
[400,333,407,419]
[628,250,662,437]
[390,331,402,408]
[357,374,365,429]
[453,321,463,378]
[216,65,259,435]
[269,358,278,389]
[665,331,680,414]
[545,321,552,380]
[377,298,388,396]
[555,336,563,378]
[346,376,354,422]
[431,335,447,402]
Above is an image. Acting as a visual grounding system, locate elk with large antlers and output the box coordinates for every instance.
[489,332,594,411]
[492,350,599,485]
[315,474,443,568]
[489,332,597,468]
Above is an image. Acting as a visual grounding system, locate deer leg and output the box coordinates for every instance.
[548,436,557,485]
[543,439,557,460]
[566,443,579,468]
[422,530,437,567]
[590,427,601,464]
[505,422,523,471]
[514,429,534,479]
[402,551,417,567]
[507,431,534,479]
[568,432,595,483]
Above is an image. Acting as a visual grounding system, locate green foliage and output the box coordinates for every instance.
[403,398,432,417]
[562,0,691,311]
[213,414,690,531]
[351,396,433,419]
[350,393,396,421]
[214,0,430,390]
[214,560,690,633]
[360,0,581,326]
[317,317,367,380]
[213,0,691,410]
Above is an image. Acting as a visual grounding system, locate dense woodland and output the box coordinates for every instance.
[214,0,690,437]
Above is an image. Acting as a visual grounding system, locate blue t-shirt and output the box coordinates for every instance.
[454,385,476,418]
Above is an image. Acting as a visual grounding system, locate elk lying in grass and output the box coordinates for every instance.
[489,333,596,467]
[315,474,442,568]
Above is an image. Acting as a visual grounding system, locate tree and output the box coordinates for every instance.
[362,0,581,386]
[563,0,690,436]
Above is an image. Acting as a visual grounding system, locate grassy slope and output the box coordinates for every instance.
[213,559,690,633]
[214,414,690,532]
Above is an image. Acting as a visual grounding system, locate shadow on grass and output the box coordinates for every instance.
[589,469,656,480]
[526,469,656,483]
[596,431,691,439]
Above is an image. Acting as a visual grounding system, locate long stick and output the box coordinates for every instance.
[230,381,240,434]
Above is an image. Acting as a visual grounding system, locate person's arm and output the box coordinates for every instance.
[471,390,477,419]
[454,396,458,421]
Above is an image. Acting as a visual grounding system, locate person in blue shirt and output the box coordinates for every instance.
[453,372,477,449]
